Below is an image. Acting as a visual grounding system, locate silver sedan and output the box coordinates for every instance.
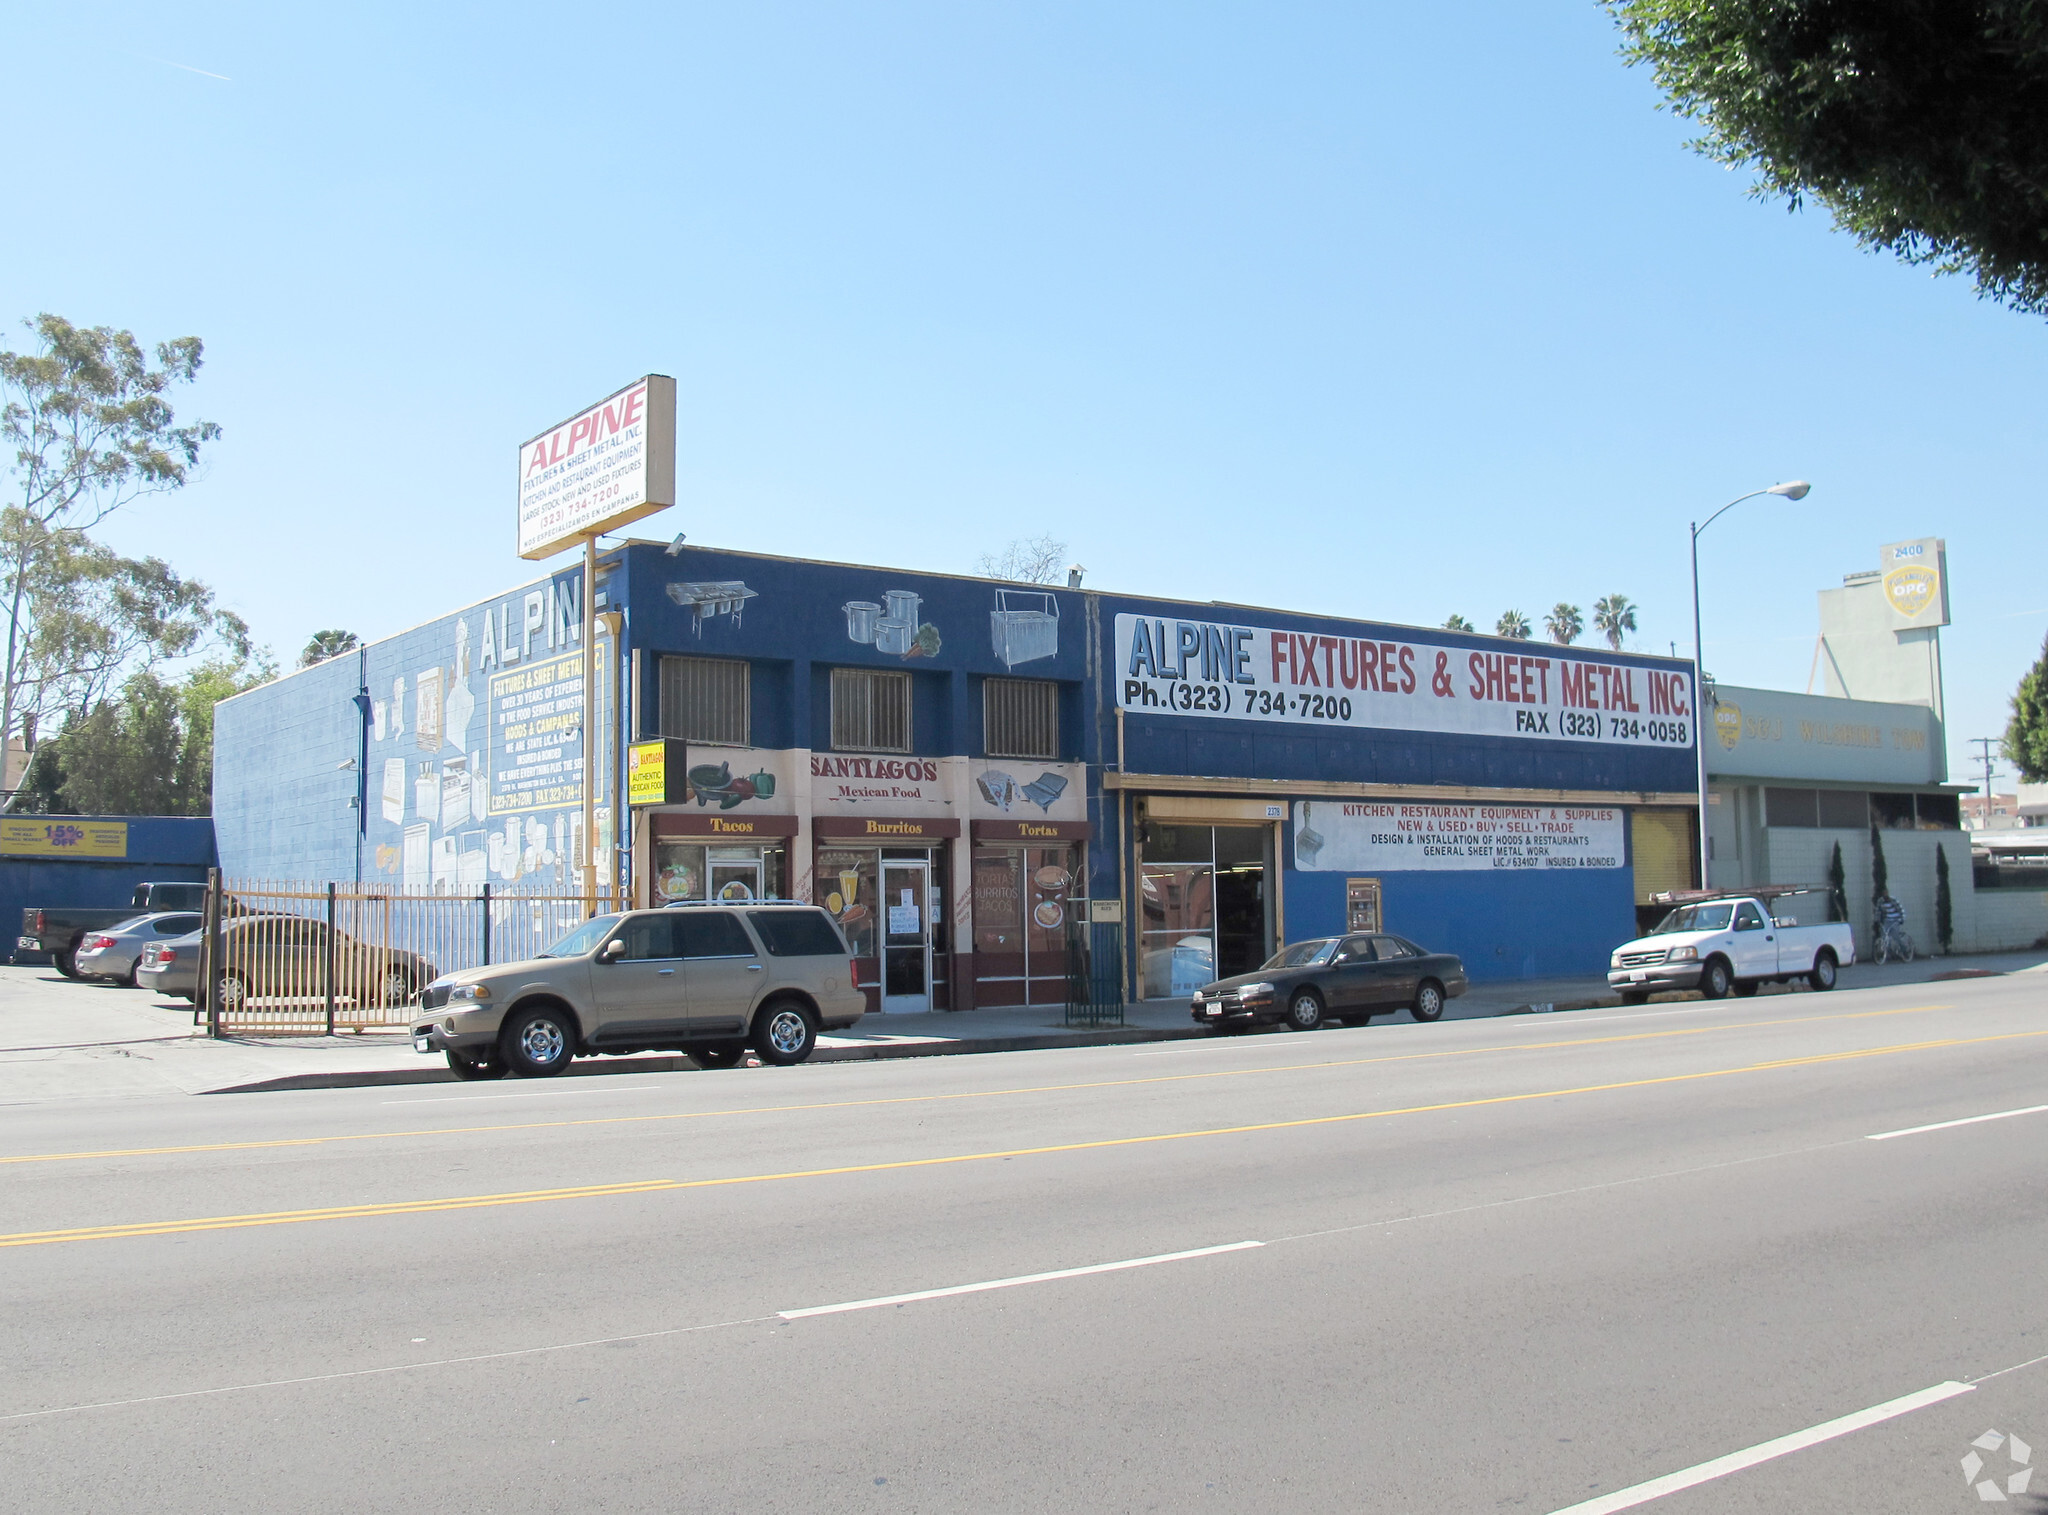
[72,912,206,986]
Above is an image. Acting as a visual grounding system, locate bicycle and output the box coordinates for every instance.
[1874,922,1915,964]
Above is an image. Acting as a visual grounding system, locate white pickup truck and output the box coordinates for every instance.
[1608,889,1856,1004]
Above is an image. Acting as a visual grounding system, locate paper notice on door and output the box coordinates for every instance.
[900,888,914,907]
[888,905,920,935]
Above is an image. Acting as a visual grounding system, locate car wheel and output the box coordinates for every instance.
[1285,990,1324,1031]
[753,1001,817,1066]
[689,1042,746,1070]
[123,963,141,988]
[1809,950,1838,993]
[1620,991,1649,1006]
[1411,980,1445,1022]
[379,965,415,1008]
[1699,957,1732,999]
[501,1006,575,1077]
[1733,981,1759,998]
[52,950,80,980]
[217,970,250,1015]
[446,1049,507,1081]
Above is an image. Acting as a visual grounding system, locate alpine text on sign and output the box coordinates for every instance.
[517,376,677,560]
[1113,614,1695,751]
[1292,801,1624,873]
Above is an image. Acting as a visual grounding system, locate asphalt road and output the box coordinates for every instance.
[3,974,2045,1513]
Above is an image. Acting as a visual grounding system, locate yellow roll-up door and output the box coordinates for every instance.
[1631,808,1695,903]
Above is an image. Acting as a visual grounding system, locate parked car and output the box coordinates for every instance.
[411,902,866,1080]
[1608,889,1856,1003]
[18,881,209,977]
[71,911,205,986]
[1191,933,1469,1032]
[136,913,436,1011]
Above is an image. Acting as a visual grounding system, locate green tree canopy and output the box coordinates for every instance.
[1545,603,1584,645]
[1442,614,1475,632]
[16,651,272,816]
[1607,2,2048,316]
[1,314,219,800]
[299,629,360,668]
[1593,593,1638,650]
[1496,609,1532,640]
[2005,632,2048,781]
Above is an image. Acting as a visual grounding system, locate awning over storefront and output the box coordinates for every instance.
[813,816,961,841]
[651,813,800,838]
[971,819,1091,842]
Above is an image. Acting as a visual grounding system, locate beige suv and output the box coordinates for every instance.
[411,903,865,1080]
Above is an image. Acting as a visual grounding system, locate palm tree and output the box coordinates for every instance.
[1495,610,1532,640]
[1592,593,1637,651]
[299,629,361,669]
[1544,603,1583,645]
[1442,614,1474,632]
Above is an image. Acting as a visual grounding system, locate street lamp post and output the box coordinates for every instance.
[1690,480,1811,888]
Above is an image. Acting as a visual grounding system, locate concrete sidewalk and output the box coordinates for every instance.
[3,949,2042,1101]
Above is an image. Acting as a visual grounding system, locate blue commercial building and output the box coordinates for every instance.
[214,544,1700,1009]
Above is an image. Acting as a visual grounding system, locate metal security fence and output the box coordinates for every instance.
[1063,920,1126,1027]
[199,876,618,1035]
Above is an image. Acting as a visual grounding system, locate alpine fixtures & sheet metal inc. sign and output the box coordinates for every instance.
[489,643,608,813]
[1114,614,1694,749]
[1293,801,1624,872]
[517,376,678,560]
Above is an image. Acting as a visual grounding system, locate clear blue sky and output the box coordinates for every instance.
[8,2,2042,789]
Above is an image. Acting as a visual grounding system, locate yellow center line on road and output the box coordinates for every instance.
[5,1024,2040,1251]
[0,1003,1957,1168]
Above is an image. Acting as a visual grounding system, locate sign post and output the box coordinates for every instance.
[516,375,677,918]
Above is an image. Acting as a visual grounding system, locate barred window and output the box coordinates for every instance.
[984,678,1059,759]
[660,656,749,746]
[831,667,911,753]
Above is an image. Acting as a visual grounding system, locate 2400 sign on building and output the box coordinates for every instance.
[1114,614,1694,749]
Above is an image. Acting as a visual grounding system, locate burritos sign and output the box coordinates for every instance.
[517,376,677,560]
[1114,614,1695,751]
[1879,537,1949,630]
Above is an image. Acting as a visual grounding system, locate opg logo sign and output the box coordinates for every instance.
[1713,701,1742,751]
[1960,1428,2031,1501]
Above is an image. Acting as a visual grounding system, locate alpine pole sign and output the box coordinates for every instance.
[517,375,677,560]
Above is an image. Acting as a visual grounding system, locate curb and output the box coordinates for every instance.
[199,1024,1207,1094]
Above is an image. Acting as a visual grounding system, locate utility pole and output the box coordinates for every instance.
[1969,737,2001,827]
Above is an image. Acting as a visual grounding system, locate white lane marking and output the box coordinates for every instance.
[1546,1381,1974,1514]
[1866,1103,2048,1141]
[380,1086,666,1105]
[779,1240,1263,1319]
[0,1315,778,1424]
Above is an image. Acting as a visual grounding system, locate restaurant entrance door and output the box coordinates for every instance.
[881,858,934,1013]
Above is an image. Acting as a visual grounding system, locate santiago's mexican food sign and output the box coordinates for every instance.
[1113,613,1694,750]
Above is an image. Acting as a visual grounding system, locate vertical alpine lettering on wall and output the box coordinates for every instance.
[1113,614,1694,750]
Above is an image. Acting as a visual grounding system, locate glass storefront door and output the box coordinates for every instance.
[881,859,932,1013]
[1138,822,1270,999]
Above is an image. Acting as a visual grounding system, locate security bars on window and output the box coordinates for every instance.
[984,677,1059,760]
[831,667,912,753]
[660,656,749,746]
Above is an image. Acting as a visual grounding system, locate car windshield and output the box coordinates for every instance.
[1263,940,1337,969]
[541,916,621,958]
[1652,903,1735,934]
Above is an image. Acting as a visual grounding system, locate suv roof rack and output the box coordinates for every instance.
[660,898,815,908]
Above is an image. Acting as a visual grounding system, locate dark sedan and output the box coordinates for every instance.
[1190,933,1468,1032]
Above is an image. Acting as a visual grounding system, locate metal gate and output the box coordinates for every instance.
[1064,920,1126,1027]
[198,874,618,1035]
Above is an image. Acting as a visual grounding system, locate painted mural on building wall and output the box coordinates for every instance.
[356,571,612,894]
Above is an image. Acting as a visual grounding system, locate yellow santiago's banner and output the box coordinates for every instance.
[0,818,129,858]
